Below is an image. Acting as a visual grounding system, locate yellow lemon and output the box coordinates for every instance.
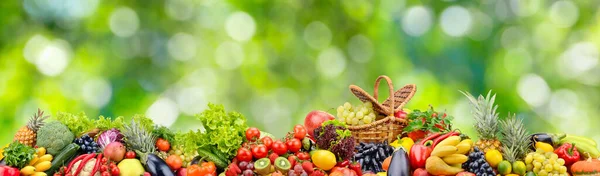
[485,149,503,168]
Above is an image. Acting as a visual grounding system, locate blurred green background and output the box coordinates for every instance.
[1,0,600,145]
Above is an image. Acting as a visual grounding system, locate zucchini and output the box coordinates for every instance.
[197,148,228,169]
[45,143,80,175]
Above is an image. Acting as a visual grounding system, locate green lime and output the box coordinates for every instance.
[512,161,526,175]
[497,160,512,175]
[525,171,536,176]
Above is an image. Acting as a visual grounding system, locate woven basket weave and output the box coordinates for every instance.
[347,75,417,144]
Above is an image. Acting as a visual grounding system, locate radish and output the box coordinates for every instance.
[103,142,126,162]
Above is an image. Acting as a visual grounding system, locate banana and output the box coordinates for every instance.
[37,154,53,164]
[442,154,469,164]
[36,147,46,156]
[559,135,597,147]
[34,161,52,172]
[573,142,600,159]
[20,166,36,176]
[28,154,39,166]
[455,141,472,155]
[436,136,462,147]
[431,146,458,157]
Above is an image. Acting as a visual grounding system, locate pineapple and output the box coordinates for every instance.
[122,119,156,165]
[14,109,49,147]
[461,90,502,153]
[500,113,531,163]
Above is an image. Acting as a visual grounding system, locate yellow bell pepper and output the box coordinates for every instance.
[535,142,554,153]
[397,137,414,154]
[0,143,9,160]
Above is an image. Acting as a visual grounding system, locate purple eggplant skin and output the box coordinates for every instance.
[387,148,410,176]
[146,154,175,176]
[530,133,566,150]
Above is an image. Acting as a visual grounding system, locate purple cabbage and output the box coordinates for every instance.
[97,128,124,150]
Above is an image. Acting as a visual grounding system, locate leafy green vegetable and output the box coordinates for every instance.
[172,130,201,157]
[194,103,247,160]
[54,112,95,136]
[153,125,175,142]
[96,116,125,131]
[404,106,454,133]
[2,141,35,168]
[131,114,155,132]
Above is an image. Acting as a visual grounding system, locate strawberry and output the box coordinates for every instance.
[310,170,325,176]
[302,161,314,174]
[288,155,298,167]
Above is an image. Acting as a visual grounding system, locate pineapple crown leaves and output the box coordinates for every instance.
[499,113,531,163]
[28,108,49,131]
[461,90,500,140]
[123,119,157,165]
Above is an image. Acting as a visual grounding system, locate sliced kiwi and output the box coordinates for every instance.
[274,157,291,173]
[254,158,272,175]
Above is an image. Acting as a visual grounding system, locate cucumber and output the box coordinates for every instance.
[197,148,228,169]
[209,148,228,163]
[45,143,80,175]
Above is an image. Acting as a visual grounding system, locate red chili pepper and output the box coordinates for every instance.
[349,162,362,176]
[74,153,97,176]
[419,133,441,145]
[67,154,91,173]
[90,153,104,175]
[432,131,460,148]
[554,142,580,166]
[409,143,432,169]
[336,160,350,167]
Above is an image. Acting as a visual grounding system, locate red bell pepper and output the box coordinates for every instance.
[349,162,362,176]
[409,140,433,169]
[554,142,580,166]
[0,166,20,176]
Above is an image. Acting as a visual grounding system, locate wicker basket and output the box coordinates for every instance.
[347,75,417,144]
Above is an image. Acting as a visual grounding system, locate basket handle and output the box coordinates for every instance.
[373,75,395,116]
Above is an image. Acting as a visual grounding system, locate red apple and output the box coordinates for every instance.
[394,110,407,119]
[456,172,476,176]
[304,110,335,139]
[413,168,430,176]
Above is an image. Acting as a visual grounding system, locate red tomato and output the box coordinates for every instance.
[293,125,307,140]
[166,155,183,170]
[251,144,268,159]
[260,137,273,150]
[296,152,310,160]
[245,127,261,142]
[125,151,136,159]
[110,167,120,176]
[156,138,171,151]
[201,162,217,174]
[236,147,253,162]
[102,171,111,176]
[272,140,288,155]
[286,138,302,153]
[100,165,108,172]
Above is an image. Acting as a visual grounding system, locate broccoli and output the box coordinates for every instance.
[36,121,75,155]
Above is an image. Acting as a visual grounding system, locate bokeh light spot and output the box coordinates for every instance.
[501,26,527,49]
[167,33,197,61]
[225,11,256,42]
[36,40,72,77]
[468,10,494,41]
[440,6,472,37]
[509,0,541,17]
[303,21,332,49]
[23,35,50,64]
[176,87,207,115]
[146,97,179,127]
[82,78,112,109]
[215,41,244,70]
[317,47,346,78]
[557,42,599,79]
[165,0,194,21]
[347,34,374,63]
[517,74,551,107]
[401,6,433,37]
[109,7,139,37]
[549,89,578,120]
[549,0,579,28]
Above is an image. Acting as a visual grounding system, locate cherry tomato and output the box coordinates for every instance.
[236,147,253,162]
[102,171,111,176]
[143,172,151,176]
[286,138,302,153]
[251,144,268,159]
[296,152,310,160]
[272,140,288,155]
[125,151,136,159]
[110,167,120,176]
[246,127,261,142]
[156,138,171,151]
[101,157,108,164]
[166,155,183,170]
[293,125,307,140]
[260,136,273,150]
[100,165,108,172]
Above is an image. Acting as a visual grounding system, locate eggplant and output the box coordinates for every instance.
[387,148,410,176]
[529,133,566,149]
[146,154,175,176]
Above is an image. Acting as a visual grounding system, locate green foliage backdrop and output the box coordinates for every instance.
[1,0,600,144]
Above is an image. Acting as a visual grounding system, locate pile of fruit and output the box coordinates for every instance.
[1,90,600,176]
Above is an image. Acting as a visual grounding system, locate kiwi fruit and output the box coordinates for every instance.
[274,157,291,173]
[254,158,272,175]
